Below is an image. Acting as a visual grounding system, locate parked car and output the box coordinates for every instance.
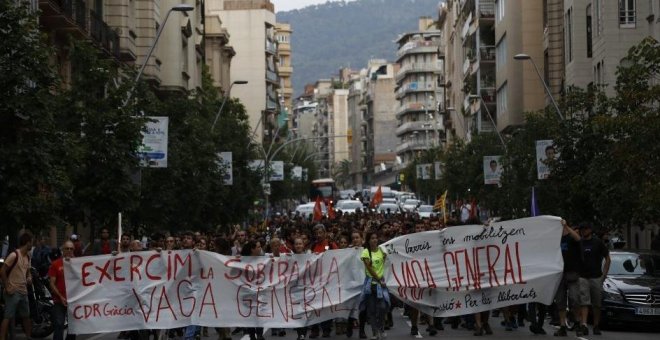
[294,202,327,217]
[417,205,436,218]
[401,199,421,212]
[335,200,363,214]
[376,203,400,215]
[601,250,660,327]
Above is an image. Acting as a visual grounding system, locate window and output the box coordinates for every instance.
[497,83,508,115]
[565,8,573,62]
[619,0,636,27]
[496,0,506,22]
[586,5,593,58]
[496,35,507,71]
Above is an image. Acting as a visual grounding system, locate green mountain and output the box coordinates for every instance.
[276,0,441,96]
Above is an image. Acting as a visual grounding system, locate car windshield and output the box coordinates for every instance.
[418,205,433,212]
[405,199,420,205]
[609,253,660,276]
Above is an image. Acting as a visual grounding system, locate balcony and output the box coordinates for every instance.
[39,0,120,59]
[395,140,429,154]
[480,45,496,62]
[266,69,279,83]
[265,39,277,54]
[396,40,440,60]
[461,12,473,41]
[479,0,495,20]
[395,101,425,118]
[395,82,436,99]
[395,62,443,82]
[395,121,442,137]
[278,65,293,75]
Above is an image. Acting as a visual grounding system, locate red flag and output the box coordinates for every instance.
[313,196,323,221]
[328,200,336,220]
[370,185,383,208]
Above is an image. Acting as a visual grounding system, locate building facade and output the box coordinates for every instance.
[395,17,445,166]
[208,0,279,144]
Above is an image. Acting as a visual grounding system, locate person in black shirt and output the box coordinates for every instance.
[576,222,610,336]
[551,220,581,336]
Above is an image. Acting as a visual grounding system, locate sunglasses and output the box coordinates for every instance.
[62,247,74,250]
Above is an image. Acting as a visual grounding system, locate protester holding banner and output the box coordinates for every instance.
[48,240,75,340]
[552,219,581,336]
[309,224,338,338]
[241,240,265,340]
[360,231,389,340]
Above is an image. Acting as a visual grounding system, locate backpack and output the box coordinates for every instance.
[5,250,30,277]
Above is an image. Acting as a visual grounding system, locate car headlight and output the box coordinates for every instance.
[602,287,624,303]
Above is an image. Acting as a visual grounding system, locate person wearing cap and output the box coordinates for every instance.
[70,234,83,257]
[575,222,610,336]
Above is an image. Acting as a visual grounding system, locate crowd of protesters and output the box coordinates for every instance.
[0,202,623,340]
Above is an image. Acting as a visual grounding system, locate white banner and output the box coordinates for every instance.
[381,216,563,317]
[421,163,432,180]
[270,161,284,181]
[65,249,363,333]
[65,217,564,332]
[138,117,169,168]
[483,155,502,185]
[218,152,233,185]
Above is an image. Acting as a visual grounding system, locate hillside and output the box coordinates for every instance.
[276,0,441,96]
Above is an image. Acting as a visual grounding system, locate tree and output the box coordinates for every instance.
[0,1,65,237]
[333,159,351,189]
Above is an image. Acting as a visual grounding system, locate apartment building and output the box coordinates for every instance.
[564,0,658,92]
[208,0,279,144]
[205,8,236,93]
[39,0,205,92]
[275,23,294,118]
[347,74,366,188]
[494,0,546,130]
[543,0,565,103]
[395,17,445,166]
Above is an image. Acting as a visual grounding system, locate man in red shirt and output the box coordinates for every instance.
[48,241,75,340]
[309,224,337,338]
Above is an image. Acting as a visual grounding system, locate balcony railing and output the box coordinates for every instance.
[40,0,120,59]
[395,62,443,81]
[90,10,120,58]
[395,82,436,98]
[397,40,440,58]
[480,45,496,61]
[479,0,495,18]
[266,70,278,83]
[266,39,277,54]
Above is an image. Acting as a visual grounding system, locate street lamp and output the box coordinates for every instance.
[468,94,508,153]
[513,53,564,120]
[211,80,248,132]
[123,4,195,107]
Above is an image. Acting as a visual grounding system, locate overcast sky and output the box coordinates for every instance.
[272,0,356,12]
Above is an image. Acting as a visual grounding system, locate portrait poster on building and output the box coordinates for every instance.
[422,163,432,180]
[270,161,284,181]
[138,117,169,168]
[483,155,503,185]
[434,161,444,180]
[218,152,233,185]
[292,166,303,180]
[536,140,558,179]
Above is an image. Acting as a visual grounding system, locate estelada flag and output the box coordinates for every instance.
[370,185,383,208]
[434,190,448,224]
[313,196,323,221]
[327,200,336,220]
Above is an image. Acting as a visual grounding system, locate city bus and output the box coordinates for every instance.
[309,178,338,205]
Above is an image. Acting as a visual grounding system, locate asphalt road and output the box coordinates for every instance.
[10,307,659,340]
